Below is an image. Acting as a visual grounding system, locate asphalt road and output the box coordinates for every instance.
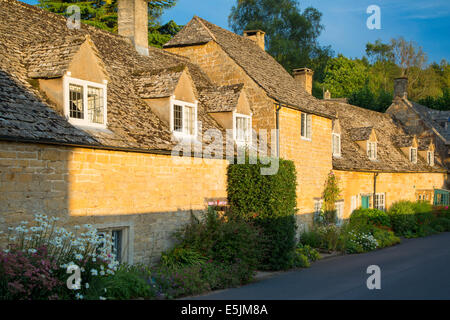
[190,232,450,300]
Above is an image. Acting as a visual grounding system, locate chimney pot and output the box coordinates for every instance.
[394,77,408,99]
[293,68,314,95]
[118,0,149,56]
[243,30,265,51]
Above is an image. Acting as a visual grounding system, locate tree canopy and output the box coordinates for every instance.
[228,0,331,79]
[37,0,181,48]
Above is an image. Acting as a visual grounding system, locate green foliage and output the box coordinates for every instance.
[37,0,180,48]
[348,85,393,112]
[350,208,391,228]
[372,228,401,248]
[293,252,310,268]
[430,217,450,232]
[256,215,297,270]
[227,156,298,270]
[317,171,341,225]
[105,264,155,300]
[300,225,341,252]
[228,0,331,80]
[388,201,437,237]
[152,259,254,299]
[174,208,263,270]
[418,87,450,111]
[321,54,369,98]
[296,244,320,262]
[160,247,207,269]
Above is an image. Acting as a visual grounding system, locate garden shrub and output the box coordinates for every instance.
[299,229,322,248]
[174,208,263,271]
[372,228,401,248]
[152,259,254,299]
[430,217,450,232]
[293,252,310,268]
[388,201,437,237]
[105,264,155,300]
[316,224,341,252]
[227,156,298,271]
[295,243,320,266]
[350,208,391,228]
[388,201,419,236]
[342,230,378,254]
[160,247,207,269]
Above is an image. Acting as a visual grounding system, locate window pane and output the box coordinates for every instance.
[306,114,312,139]
[112,230,122,263]
[173,105,183,132]
[183,106,195,135]
[236,117,249,142]
[69,84,84,119]
[87,86,104,124]
[301,113,306,137]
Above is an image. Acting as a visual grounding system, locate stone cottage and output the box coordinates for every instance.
[0,0,448,264]
[163,16,448,222]
[387,77,450,170]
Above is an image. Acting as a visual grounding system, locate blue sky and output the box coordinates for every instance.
[23,0,450,63]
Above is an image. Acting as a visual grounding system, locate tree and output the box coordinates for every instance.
[228,0,330,77]
[321,54,369,98]
[37,0,179,47]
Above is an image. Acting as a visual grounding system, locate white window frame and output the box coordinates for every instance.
[332,133,341,157]
[314,199,323,215]
[410,147,418,164]
[427,151,434,166]
[335,200,345,225]
[170,97,198,140]
[63,75,107,129]
[233,112,252,146]
[367,141,377,160]
[374,193,386,211]
[350,195,358,213]
[301,113,312,141]
[96,226,131,264]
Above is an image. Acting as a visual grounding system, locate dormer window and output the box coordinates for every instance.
[367,141,377,160]
[171,99,198,139]
[427,151,434,166]
[410,147,418,163]
[64,75,107,128]
[234,113,252,145]
[332,133,341,157]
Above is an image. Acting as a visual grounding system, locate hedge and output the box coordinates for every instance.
[227,156,298,270]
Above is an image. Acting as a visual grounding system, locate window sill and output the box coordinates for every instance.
[69,119,108,130]
[301,137,312,142]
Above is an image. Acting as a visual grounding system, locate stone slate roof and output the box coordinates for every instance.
[198,84,244,113]
[165,16,335,119]
[347,127,374,141]
[392,97,450,144]
[391,135,416,148]
[26,36,87,79]
[0,0,229,153]
[324,100,446,173]
[409,100,450,143]
[133,65,187,99]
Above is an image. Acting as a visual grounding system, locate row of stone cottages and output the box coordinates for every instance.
[0,0,447,264]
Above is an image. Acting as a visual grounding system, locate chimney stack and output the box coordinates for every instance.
[118,0,149,56]
[243,30,265,51]
[293,68,314,95]
[394,77,408,99]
